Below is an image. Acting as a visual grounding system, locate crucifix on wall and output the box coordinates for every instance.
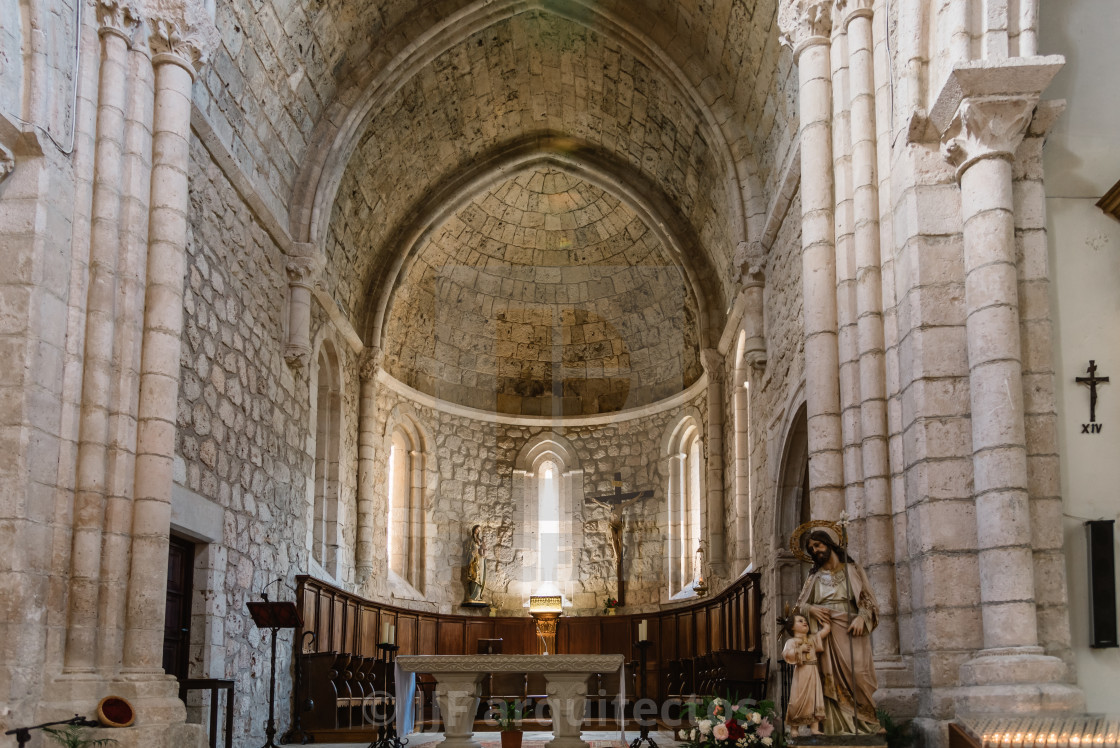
[586,472,653,606]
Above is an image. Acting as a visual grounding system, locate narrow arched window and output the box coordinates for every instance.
[538,460,560,584]
[312,343,342,576]
[664,413,704,597]
[384,414,426,593]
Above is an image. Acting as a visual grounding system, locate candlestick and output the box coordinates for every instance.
[381,621,389,644]
[638,619,648,641]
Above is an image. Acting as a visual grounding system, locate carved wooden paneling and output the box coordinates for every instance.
[398,614,417,654]
[360,607,378,656]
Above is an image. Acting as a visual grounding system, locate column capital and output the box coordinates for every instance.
[940,96,1037,178]
[96,0,140,44]
[285,255,322,288]
[733,240,767,281]
[836,0,874,26]
[778,0,834,58]
[700,348,725,380]
[147,13,216,78]
[360,346,384,382]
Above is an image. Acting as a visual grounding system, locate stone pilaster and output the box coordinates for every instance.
[433,673,485,748]
[544,673,591,748]
[779,0,846,520]
[65,0,139,674]
[284,245,322,369]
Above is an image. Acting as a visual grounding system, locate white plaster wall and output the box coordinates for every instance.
[1042,0,1120,714]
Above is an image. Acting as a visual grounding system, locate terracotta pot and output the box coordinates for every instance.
[501,731,524,748]
[97,695,135,728]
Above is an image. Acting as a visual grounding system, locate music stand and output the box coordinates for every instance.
[248,600,303,748]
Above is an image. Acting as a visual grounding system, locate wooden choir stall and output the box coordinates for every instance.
[290,572,764,743]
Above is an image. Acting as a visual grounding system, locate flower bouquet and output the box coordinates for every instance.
[603,597,619,614]
[678,696,777,748]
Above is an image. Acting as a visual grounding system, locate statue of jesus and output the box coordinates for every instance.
[587,492,644,560]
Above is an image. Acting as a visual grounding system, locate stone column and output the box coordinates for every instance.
[944,96,1038,654]
[779,0,845,519]
[64,0,139,674]
[122,17,207,675]
[98,18,155,671]
[284,246,321,368]
[734,249,767,568]
[700,348,726,574]
[433,673,485,748]
[544,673,592,748]
[844,0,899,659]
[940,89,1077,707]
[356,347,381,583]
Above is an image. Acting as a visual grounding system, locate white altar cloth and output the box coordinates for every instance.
[396,654,627,748]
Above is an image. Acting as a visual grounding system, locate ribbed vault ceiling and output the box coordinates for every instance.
[381,166,702,416]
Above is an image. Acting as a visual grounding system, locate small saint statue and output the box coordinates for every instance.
[782,611,830,735]
[462,524,488,607]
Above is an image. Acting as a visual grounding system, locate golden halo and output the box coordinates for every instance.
[789,520,848,563]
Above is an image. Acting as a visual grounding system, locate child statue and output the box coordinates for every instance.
[782,611,831,735]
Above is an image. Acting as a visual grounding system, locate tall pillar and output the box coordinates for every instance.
[779,0,845,520]
[844,0,899,660]
[934,57,1081,711]
[65,0,139,674]
[700,349,726,575]
[122,16,208,676]
[98,19,156,672]
[356,347,381,584]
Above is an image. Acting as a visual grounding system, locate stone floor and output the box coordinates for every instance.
[311,729,681,748]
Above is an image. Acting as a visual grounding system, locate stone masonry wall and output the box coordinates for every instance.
[362,382,709,617]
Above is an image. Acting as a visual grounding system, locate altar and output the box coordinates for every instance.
[395,654,627,748]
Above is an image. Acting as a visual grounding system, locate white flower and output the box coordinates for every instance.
[762,739,773,746]
[713,724,730,741]
[751,712,762,725]
[679,730,690,741]
[737,740,747,747]
[699,720,713,735]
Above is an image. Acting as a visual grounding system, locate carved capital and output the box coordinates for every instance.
[284,344,311,370]
[778,0,834,56]
[700,348,725,381]
[835,0,874,25]
[148,14,215,75]
[285,256,321,288]
[734,240,768,280]
[941,96,1036,178]
[96,0,139,42]
[359,346,383,381]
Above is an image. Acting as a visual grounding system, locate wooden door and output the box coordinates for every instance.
[162,535,195,680]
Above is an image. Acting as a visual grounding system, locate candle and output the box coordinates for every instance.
[389,624,396,645]
[638,619,648,641]
[381,622,390,644]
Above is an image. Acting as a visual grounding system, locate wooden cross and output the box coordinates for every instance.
[1076,360,1110,423]
[587,472,654,606]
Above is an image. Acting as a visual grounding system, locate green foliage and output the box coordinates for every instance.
[876,708,916,748]
[42,725,118,748]
[493,699,524,732]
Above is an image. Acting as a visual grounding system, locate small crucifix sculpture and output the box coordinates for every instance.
[586,472,653,606]
[1076,359,1110,423]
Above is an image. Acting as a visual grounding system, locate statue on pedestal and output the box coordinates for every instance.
[462,524,488,607]
[789,521,883,735]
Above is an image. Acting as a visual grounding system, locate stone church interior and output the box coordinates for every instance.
[1,0,1118,746]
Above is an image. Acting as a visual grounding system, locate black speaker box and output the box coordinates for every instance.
[1087,519,1118,648]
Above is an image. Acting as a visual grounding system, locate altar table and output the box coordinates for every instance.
[396,654,626,748]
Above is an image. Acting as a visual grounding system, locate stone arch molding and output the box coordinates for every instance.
[287,0,767,277]
[357,133,726,353]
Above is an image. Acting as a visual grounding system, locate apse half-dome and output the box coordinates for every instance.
[381,166,703,416]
